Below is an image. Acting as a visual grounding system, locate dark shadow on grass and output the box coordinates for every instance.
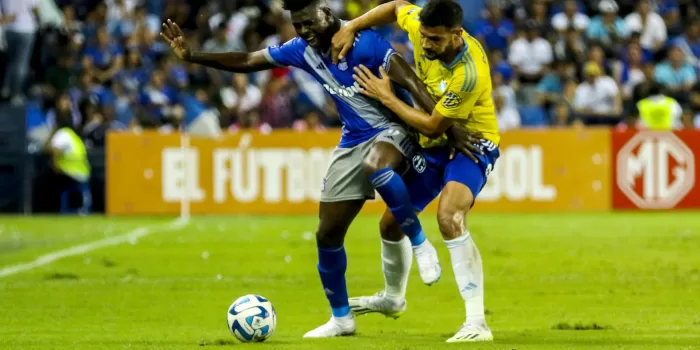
[44,272,79,280]
[198,339,237,346]
[552,322,612,330]
[198,339,295,346]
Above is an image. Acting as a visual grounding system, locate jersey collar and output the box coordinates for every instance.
[441,38,468,69]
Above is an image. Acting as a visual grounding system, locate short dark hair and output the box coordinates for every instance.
[647,82,663,96]
[420,0,463,29]
[283,0,324,12]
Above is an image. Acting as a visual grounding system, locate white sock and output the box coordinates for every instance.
[444,230,485,325]
[381,237,412,300]
[332,314,354,323]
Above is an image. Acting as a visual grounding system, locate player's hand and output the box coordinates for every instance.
[353,65,393,102]
[331,22,357,64]
[446,124,483,163]
[160,19,191,61]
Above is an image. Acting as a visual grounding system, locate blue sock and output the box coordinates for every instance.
[317,246,350,317]
[370,168,426,246]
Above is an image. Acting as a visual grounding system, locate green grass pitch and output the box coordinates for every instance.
[1,213,699,349]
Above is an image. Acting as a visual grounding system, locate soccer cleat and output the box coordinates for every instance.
[349,291,406,319]
[446,323,494,343]
[413,240,441,285]
[302,316,356,338]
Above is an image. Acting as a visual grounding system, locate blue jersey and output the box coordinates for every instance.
[264,29,413,148]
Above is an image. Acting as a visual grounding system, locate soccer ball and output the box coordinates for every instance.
[226,294,276,342]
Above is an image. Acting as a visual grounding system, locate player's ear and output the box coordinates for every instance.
[321,7,333,22]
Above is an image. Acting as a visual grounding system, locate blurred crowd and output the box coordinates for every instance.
[0,0,699,147]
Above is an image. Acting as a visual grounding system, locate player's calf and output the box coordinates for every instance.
[438,181,489,336]
[306,201,364,338]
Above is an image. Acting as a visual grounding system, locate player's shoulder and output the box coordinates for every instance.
[399,3,422,18]
[354,28,388,45]
[277,36,309,51]
[448,57,483,93]
[397,3,422,30]
[349,28,392,59]
[448,41,490,93]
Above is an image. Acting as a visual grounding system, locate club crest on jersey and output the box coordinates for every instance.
[439,80,447,93]
[338,58,348,71]
[412,153,426,173]
[441,91,462,109]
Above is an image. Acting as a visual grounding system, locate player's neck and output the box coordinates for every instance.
[440,39,466,67]
[320,17,341,53]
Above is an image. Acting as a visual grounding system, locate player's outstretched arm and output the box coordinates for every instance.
[385,55,484,158]
[332,0,412,63]
[354,65,448,138]
[385,55,436,114]
[161,19,275,73]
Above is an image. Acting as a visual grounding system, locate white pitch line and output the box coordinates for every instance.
[0,217,189,278]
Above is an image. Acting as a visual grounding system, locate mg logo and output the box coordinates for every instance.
[617,132,695,209]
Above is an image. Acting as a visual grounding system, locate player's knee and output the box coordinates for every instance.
[437,209,465,240]
[316,227,345,247]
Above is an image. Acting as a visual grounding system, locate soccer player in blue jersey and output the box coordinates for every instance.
[332,0,500,342]
[161,0,482,338]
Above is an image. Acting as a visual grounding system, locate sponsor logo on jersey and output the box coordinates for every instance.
[441,91,462,109]
[323,82,361,97]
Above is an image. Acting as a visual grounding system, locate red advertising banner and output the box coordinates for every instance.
[612,130,699,210]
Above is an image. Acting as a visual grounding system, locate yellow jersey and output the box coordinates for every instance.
[397,4,500,148]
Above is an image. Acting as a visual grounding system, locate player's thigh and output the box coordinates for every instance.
[405,147,448,212]
[363,126,415,175]
[437,153,488,238]
[321,145,375,203]
[317,200,365,247]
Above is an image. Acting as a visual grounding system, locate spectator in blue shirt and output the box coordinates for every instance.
[671,22,700,68]
[587,0,629,53]
[139,70,179,122]
[537,60,572,106]
[82,26,124,83]
[657,0,683,38]
[655,45,697,105]
[490,49,513,83]
[116,49,149,97]
[474,4,514,55]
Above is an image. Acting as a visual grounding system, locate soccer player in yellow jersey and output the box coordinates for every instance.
[331,0,499,342]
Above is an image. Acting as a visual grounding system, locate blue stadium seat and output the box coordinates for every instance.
[60,183,92,215]
[25,101,46,131]
[518,105,548,127]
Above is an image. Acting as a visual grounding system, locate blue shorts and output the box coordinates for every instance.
[404,142,500,212]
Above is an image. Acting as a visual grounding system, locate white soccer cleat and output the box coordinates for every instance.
[413,240,441,285]
[446,323,494,343]
[302,316,356,338]
[349,291,406,319]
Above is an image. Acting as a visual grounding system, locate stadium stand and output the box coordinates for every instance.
[0,0,698,143]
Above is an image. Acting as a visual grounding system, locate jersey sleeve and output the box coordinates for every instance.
[396,4,422,43]
[352,30,397,71]
[434,59,485,120]
[263,37,307,68]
